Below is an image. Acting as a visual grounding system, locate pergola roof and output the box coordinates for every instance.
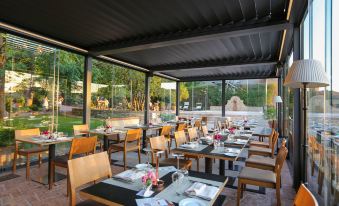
[0,0,307,81]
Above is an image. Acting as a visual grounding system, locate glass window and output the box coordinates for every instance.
[0,33,84,162]
[150,76,176,123]
[180,81,221,126]
[91,60,145,128]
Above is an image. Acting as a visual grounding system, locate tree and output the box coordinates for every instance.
[0,34,6,121]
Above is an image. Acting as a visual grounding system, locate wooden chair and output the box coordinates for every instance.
[73,124,103,151]
[149,135,192,170]
[293,184,318,206]
[108,128,142,170]
[194,120,202,130]
[237,146,288,206]
[12,128,48,180]
[177,123,186,131]
[245,139,286,171]
[201,116,207,125]
[201,125,208,137]
[187,127,198,142]
[217,121,222,130]
[249,128,275,148]
[68,152,112,206]
[73,124,89,136]
[160,125,173,152]
[52,136,97,195]
[248,131,278,158]
[174,131,200,171]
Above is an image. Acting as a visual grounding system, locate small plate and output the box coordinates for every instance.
[179,198,205,206]
[135,163,148,170]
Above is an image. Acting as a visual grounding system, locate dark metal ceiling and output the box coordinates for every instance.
[0,0,307,81]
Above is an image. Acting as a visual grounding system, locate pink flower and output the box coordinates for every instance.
[214,134,222,140]
[42,131,50,135]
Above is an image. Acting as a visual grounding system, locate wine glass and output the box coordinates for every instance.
[172,153,185,194]
[143,148,153,170]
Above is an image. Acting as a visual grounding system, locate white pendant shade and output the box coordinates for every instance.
[284,59,329,88]
[274,96,283,103]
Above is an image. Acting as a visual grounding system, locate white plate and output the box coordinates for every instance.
[179,198,205,206]
[135,163,148,170]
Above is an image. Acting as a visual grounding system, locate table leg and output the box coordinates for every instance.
[228,160,233,170]
[142,130,147,149]
[48,144,55,190]
[205,158,212,174]
[103,135,109,151]
[219,159,225,175]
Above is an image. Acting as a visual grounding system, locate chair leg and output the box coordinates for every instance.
[26,154,30,180]
[66,171,70,197]
[318,170,324,195]
[38,153,42,168]
[123,151,127,171]
[276,182,281,206]
[12,151,17,173]
[108,149,112,164]
[237,181,242,206]
[196,158,199,172]
[311,159,315,176]
[137,149,141,164]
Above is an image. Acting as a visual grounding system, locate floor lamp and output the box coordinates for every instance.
[274,96,283,132]
[284,59,329,184]
[274,96,282,152]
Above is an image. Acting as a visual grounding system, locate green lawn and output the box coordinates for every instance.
[0,114,104,146]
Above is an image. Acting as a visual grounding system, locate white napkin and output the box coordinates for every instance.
[135,198,169,206]
[235,139,247,144]
[185,182,218,200]
[136,185,154,197]
[114,170,145,182]
[180,144,197,149]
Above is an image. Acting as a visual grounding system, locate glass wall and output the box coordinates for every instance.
[0,33,84,168]
[296,0,338,204]
[224,79,277,125]
[179,79,277,127]
[91,59,145,127]
[180,81,221,126]
[150,76,175,123]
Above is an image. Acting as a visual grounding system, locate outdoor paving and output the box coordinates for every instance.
[0,149,296,206]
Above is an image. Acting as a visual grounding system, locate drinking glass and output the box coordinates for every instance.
[143,148,153,170]
[172,153,184,194]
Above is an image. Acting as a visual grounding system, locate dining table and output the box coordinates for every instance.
[15,135,73,189]
[88,129,128,151]
[80,168,227,206]
[171,134,250,175]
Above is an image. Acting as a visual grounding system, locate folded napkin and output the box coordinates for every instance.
[56,137,71,141]
[180,143,198,149]
[114,170,145,182]
[185,182,218,200]
[234,139,248,144]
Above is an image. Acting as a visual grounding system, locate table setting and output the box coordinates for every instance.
[31,131,72,143]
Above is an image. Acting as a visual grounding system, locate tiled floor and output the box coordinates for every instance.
[0,150,296,206]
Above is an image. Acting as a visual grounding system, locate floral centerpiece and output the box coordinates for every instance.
[42,130,51,139]
[105,125,112,132]
[214,133,222,141]
[229,127,236,134]
[142,171,157,188]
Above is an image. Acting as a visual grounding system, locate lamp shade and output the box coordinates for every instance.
[284,59,329,88]
[274,96,283,103]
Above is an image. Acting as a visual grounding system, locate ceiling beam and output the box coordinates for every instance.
[90,21,293,56]
[179,73,277,82]
[150,60,277,71]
